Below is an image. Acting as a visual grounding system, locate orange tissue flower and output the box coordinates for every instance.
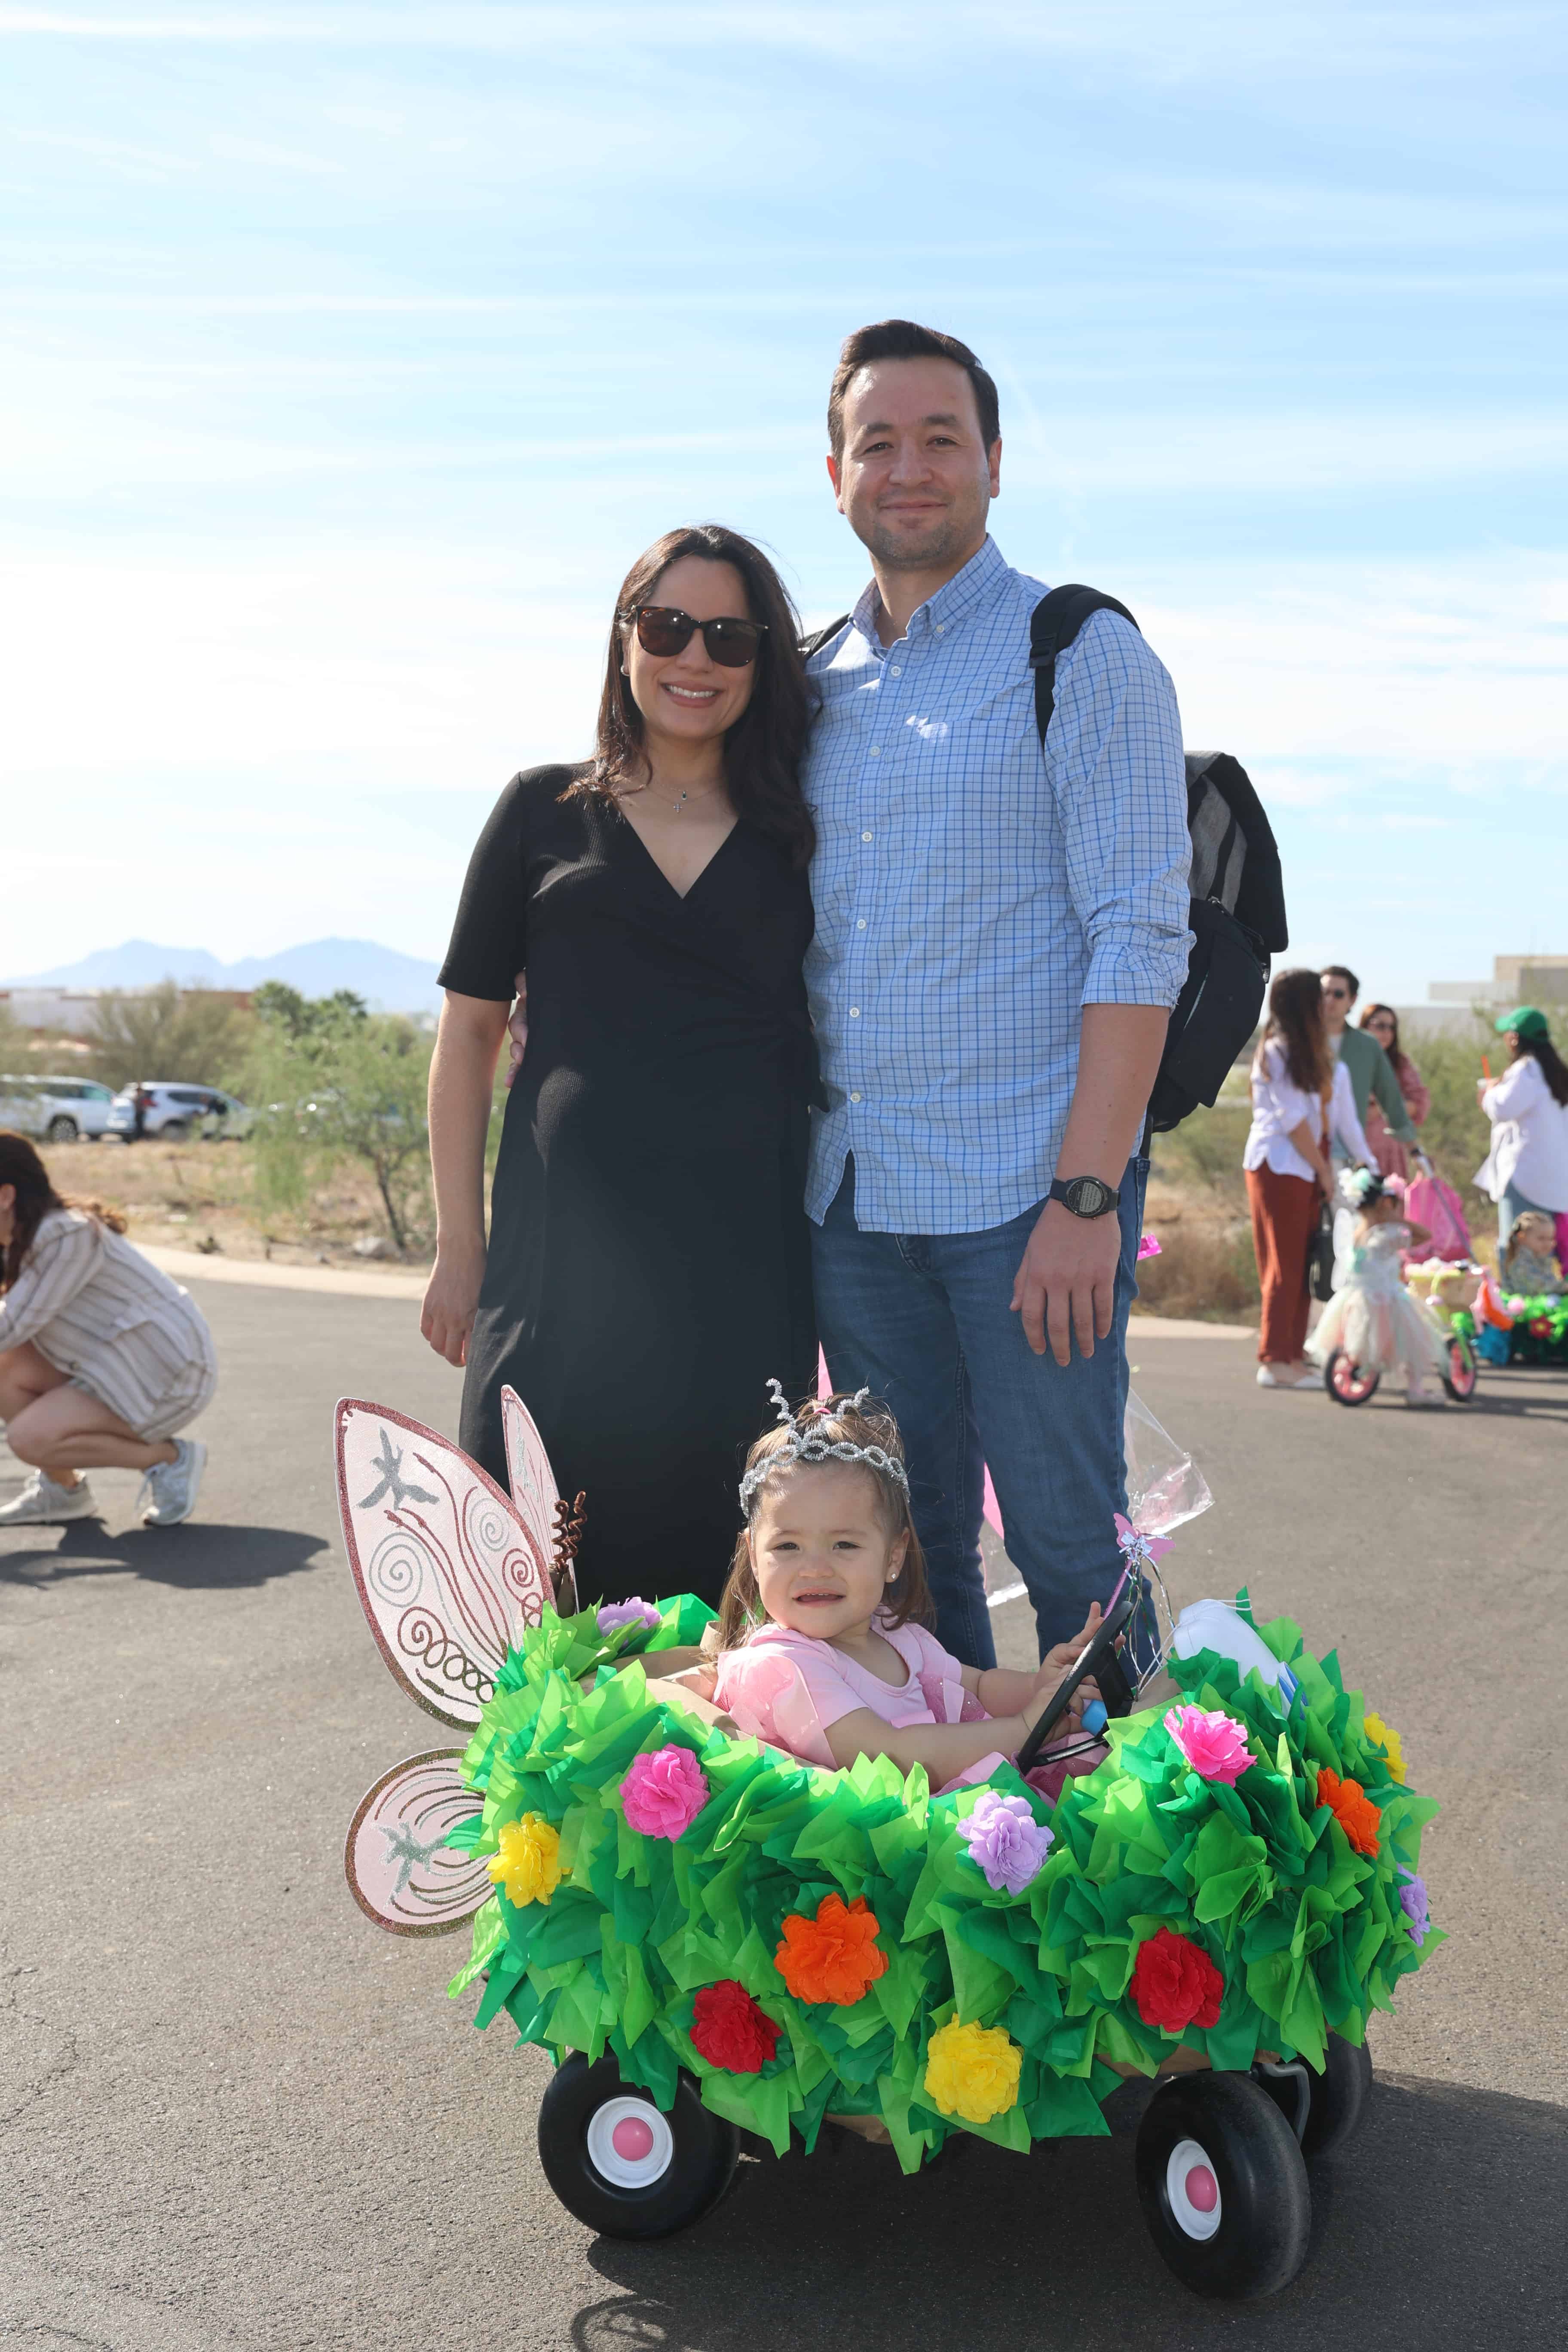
[1315,1767,1382,1858]
[775,1891,888,2006]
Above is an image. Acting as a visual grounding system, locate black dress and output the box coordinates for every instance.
[438,765,819,1609]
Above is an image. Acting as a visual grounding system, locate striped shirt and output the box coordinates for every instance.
[802,535,1192,1233]
[0,1210,216,1440]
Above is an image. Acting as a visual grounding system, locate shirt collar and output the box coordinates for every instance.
[849,532,1009,652]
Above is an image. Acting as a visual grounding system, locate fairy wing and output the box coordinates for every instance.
[500,1383,578,1613]
[499,1383,560,1555]
[335,1398,553,1725]
[345,1749,488,1936]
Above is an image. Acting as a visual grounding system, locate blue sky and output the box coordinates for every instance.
[3,2,1565,1000]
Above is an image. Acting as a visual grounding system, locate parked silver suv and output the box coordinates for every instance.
[0,1075,116,1142]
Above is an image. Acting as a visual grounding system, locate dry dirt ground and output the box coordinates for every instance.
[3,1274,1564,2351]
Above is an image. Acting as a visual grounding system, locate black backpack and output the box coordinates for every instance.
[804,585,1289,1133]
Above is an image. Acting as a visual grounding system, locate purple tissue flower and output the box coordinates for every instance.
[597,1597,662,1636]
[956,1788,1054,1894]
[1398,1871,1430,1947]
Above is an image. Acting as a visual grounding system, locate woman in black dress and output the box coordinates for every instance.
[423,526,818,1608]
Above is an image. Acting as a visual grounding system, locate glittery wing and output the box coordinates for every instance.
[344,1749,488,1936]
[335,1398,553,1726]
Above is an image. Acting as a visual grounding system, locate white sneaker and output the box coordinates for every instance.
[1257,1365,1319,1389]
[137,1439,208,1527]
[0,1469,99,1525]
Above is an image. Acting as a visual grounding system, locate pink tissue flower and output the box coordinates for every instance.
[1136,1233,1162,1260]
[620,1744,710,1839]
[1164,1703,1253,1785]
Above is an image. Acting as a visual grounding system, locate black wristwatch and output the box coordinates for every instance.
[1049,1174,1121,1219]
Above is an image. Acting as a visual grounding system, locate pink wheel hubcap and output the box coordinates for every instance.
[612,2116,655,2162]
[1185,2165,1218,2212]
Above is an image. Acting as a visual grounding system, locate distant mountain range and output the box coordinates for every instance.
[5,937,444,1015]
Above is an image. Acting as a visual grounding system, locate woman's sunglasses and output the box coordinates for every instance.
[631,604,767,668]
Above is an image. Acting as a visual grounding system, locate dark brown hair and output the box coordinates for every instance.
[1509,1025,1568,1107]
[716,1390,933,1650]
[564,524,814,869]
[1320,963,1360,1003]
[0,1130,126,1292]
[827,319,1000,461]
[1256,967,1332,1096]
[1359,1002,1410,1079]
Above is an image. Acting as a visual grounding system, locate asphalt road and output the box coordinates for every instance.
[3,1280,1565,2352]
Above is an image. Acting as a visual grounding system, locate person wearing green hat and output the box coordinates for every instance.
[1475,1007,1568,1262]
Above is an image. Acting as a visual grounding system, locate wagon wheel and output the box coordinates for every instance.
[537,2054,738,2239]
[1135,2072,1311,2300]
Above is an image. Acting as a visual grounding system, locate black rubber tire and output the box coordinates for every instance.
[1440,1337,1477,1403]
[46,1116,78,1142]
[536,2053,738,2239]
[1136,2072,1312,2300]
[1324,1350,1379,1406]
[1301,2034,1373,2159]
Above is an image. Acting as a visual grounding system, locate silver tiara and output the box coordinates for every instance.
[738,1378,911,1512]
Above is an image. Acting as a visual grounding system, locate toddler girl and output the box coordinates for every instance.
[1501,1210,1563,1298]
[703,1384,1103,1793]
[1308,1168,1446,1405]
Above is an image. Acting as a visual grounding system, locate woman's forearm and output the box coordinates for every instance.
[1285,1118,1331,1181]
[428,993,508,1251]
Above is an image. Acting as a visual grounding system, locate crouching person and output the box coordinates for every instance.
[0,1133,216,1528]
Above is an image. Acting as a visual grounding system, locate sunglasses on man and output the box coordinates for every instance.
[631,604,767,668]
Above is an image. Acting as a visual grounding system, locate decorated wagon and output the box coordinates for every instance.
[337,1391,1439,2302]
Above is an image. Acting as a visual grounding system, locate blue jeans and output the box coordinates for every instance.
[810,1155,1148,1670]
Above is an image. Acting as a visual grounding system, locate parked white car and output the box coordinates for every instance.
[0,1075,116,1142]
[104,1082,253,1142]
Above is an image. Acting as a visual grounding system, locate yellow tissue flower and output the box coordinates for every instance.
[1362,1712,1406,1784]
[922,2017,1022,2124]
[487,1813,561,1907]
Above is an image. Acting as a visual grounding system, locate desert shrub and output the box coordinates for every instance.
[241,996,434,1253]
[86,982,255,1091]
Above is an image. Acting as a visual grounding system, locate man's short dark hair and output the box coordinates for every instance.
[1320,964,1360,1001]
[828,319,1000,460]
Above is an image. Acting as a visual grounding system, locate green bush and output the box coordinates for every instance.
[240,995,435,1253]
[85,982,255,1091]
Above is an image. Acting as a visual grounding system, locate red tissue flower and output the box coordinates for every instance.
[690,1979,781,2074]
[1130,1926,1224,2035]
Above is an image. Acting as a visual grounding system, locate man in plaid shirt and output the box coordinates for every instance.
[805,319,1192,1669]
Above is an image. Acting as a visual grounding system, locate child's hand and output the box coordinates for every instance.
[1037,1603,1102,1684]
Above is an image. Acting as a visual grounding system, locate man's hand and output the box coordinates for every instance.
[421,1241,487,1368]
[1011,1199,1121,1365]
[504,972,527,1090]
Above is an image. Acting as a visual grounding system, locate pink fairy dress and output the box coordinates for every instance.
[714,1617,1105,1800]
[1308,1222,1445,1378]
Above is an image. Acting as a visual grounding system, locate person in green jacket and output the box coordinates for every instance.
[1320,966,1418,1147]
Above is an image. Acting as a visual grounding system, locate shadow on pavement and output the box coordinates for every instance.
[564,2073,1564,2352]
[0,1518,328,1589]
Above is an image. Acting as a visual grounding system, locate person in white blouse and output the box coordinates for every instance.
[0,1132,216,1528]
[1475,1006,1568,1262]
[1243,968,1370,1387]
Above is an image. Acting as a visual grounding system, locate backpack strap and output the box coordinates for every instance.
[799,613,851,661]
[1029,584,1140,742]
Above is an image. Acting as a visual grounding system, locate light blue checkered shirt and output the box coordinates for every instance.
[802,535,1192,1234]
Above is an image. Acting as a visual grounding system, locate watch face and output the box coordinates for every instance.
[1064,1176,1115,1217]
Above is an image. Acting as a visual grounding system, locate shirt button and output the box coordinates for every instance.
[849,1091,862,1104]
[849,1008,861,1019]
[890,665,901,676]
[856,918,867,930]
[861,830,873,842]
[869,745,881,756]
[935,622,945,633]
